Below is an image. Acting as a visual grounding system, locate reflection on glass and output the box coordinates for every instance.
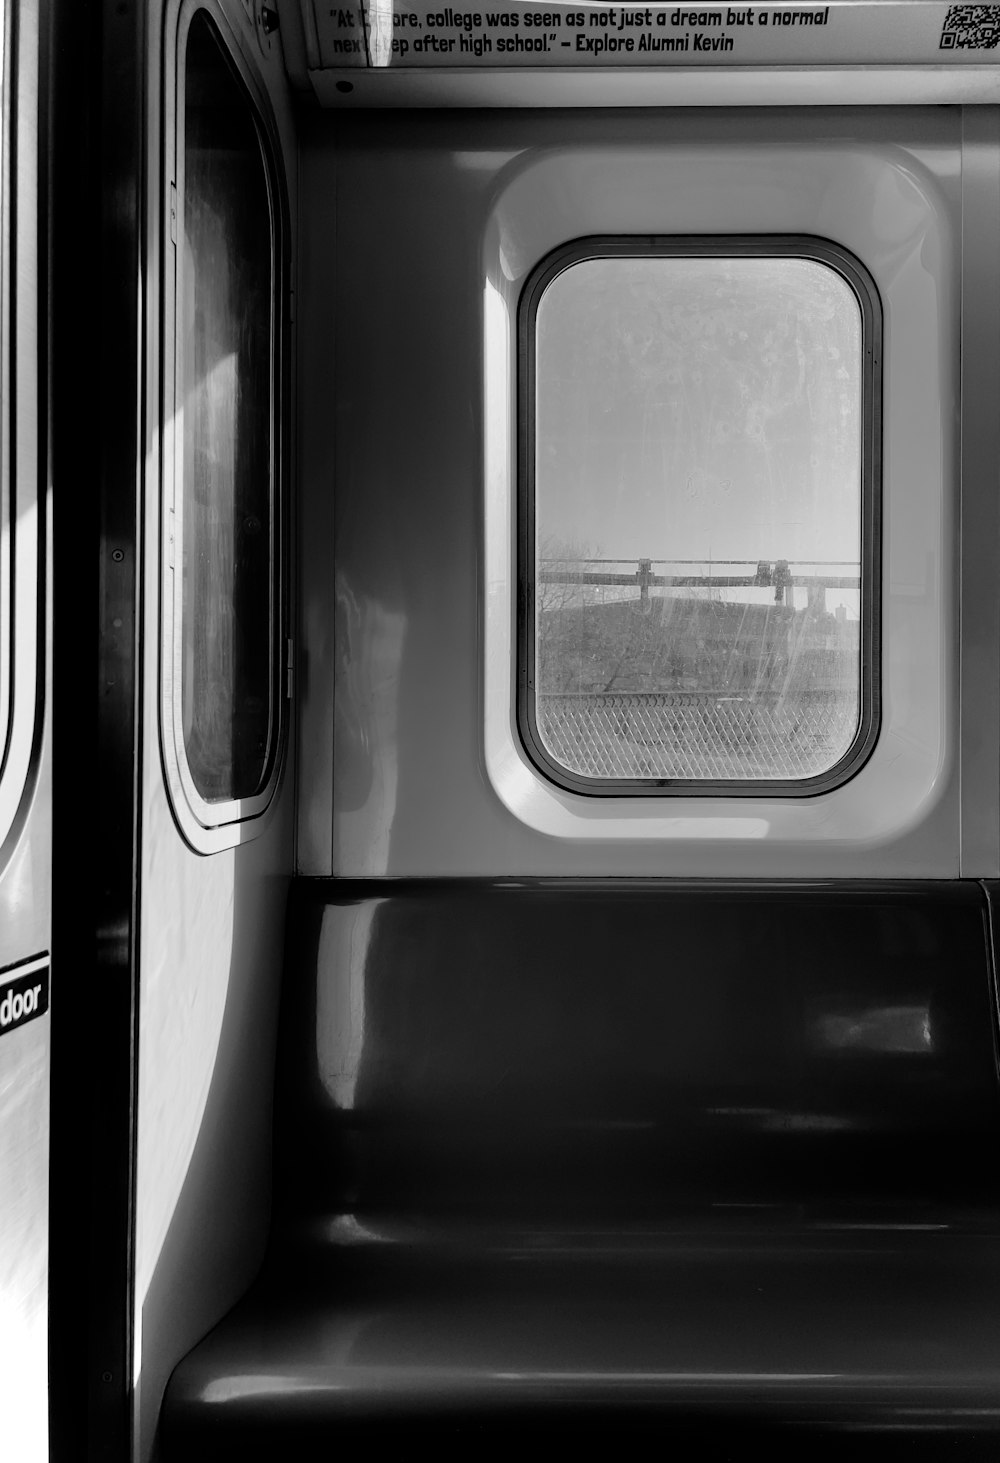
[180,11,274,801]
[533,254,864,783]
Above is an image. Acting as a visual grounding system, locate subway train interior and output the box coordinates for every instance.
[7,0,1000,1457]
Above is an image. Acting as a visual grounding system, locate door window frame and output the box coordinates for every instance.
[160,0,289,852]
[0,0,44,865]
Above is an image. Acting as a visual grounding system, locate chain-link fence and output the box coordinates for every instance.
[536,691,860,781]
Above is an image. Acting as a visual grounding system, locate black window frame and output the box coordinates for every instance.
[517,234,883,798]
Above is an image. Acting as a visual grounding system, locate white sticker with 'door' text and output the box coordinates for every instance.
[0,956,49,1037]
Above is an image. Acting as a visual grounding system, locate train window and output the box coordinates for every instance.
[518,238,881,797]
[0,0,43,863]
[162,5,286,845]
[0,0,9,772]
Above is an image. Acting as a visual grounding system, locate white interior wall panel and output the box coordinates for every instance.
[298,106,997,879]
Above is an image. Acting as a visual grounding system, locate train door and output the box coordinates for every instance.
[0,2,49,1458]
[128,3,298,1459]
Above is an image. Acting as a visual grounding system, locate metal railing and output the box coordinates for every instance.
[539,557,861,607]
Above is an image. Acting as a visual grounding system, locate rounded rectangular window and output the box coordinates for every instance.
[163,4,287,846]
[518,237,881,796]
[0,0,10,775]
[0,0,44,860]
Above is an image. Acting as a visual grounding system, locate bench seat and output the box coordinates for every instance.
[162,880,1000,1458]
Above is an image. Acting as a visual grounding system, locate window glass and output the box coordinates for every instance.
[528,249,870,789]
[179,11,275,802]
[0,0,8,771]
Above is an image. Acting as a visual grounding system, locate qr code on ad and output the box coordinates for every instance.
[941,4,1000,47]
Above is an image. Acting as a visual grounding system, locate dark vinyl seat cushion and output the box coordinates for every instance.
[162,880,1000,1458]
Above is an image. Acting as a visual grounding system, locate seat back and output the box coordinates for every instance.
[273,881,1000,1227]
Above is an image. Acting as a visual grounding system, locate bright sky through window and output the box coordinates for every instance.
[535,254,862,574]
